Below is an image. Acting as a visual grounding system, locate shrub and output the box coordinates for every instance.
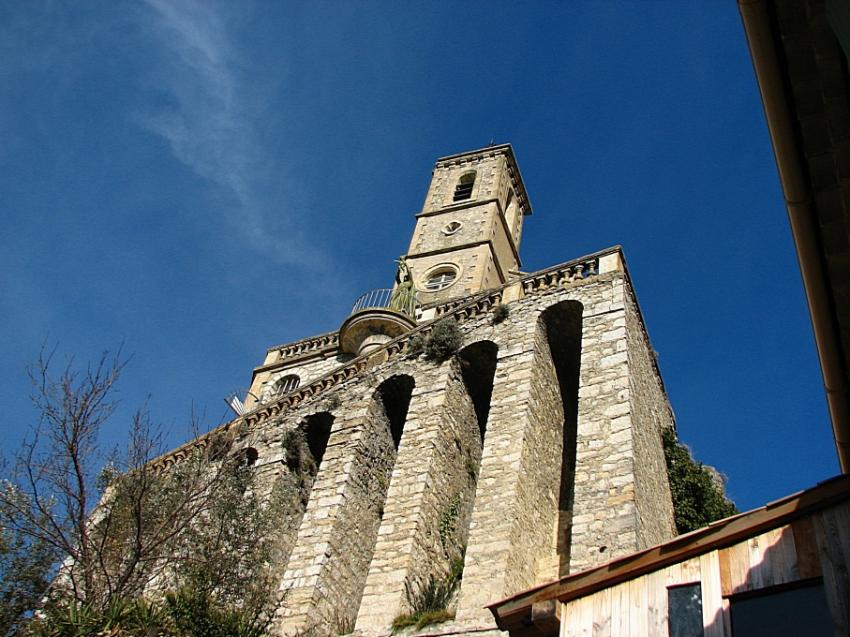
[662,428,737,534]
[406,334,425,357]
[492,304,510,325]
[423,319,462,362]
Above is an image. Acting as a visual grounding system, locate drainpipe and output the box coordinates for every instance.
[739,0,850,472]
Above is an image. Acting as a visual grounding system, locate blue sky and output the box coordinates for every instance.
[0,1,837,512]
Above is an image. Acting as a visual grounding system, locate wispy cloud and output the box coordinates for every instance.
[138,0,316,266]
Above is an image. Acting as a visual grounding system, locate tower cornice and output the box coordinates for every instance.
[434,143,532,216]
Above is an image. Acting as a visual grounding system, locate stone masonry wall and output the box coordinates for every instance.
[424,156,501,211]
[506,324,566,589]
[454,316,564,624]
[409,204,497,256]
[250,353,351,407]
[273,389,400,635]
[624,284,677,548]
[355,360,482,631]
[567,275,639,574]
[169,259,678,637]
[407,244,498,305]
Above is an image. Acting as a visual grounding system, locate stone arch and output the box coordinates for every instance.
[316,374,415,630]
[449,339,499,571]
[300,411,334,470]
[241,446,259,467]
[374,374,415,449]
[355,351,497,632]
[539,299,584,575]
[457,340,498,441]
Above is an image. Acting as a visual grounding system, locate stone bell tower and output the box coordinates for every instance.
[403,145,532,306]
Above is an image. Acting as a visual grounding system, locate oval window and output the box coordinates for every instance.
[442,221,462,235]
[424,268,458,291]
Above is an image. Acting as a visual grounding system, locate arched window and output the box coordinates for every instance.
[274,374,300,395]
[424,267,458,291]
[453,171,476,201]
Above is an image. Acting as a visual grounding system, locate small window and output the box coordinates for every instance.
[453,171,476,201]
[241,447,259,467]
[668,583,703,637]
[442,221,462,235]
[424,268,458,291]
[274,374,300,395]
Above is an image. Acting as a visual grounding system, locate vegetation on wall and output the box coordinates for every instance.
[437,494,462,552]
[391,558,464,632]
[662,428,738,534]
[393,488,469,633]
[423,319,462,362]
[491,304,510,325]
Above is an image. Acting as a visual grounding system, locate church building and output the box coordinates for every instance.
[158,144,678,636]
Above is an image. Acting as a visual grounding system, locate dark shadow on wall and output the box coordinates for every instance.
[539,300,584,577]
[376,374,415,450]
[458,340,498,441]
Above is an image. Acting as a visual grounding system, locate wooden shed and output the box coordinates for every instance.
[488,473,850,637]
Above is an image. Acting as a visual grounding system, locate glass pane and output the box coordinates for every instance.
[426,271,456,290]
[730,583,833,637]
[668,583,704,637]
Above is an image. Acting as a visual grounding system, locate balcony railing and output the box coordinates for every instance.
[351,287,417,317]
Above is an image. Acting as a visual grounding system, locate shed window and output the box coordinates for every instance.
[668,583,703,637]
[453,172,476,201]
[729,580,832,636]
[274,374,300,395]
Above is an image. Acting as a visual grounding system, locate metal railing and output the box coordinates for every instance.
[351,287,417,317]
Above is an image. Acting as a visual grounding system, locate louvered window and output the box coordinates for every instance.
[453,172,476,201]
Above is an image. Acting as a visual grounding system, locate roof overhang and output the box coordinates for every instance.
[488,473,850,636]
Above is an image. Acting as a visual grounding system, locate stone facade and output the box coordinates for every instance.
[153,146,678,637]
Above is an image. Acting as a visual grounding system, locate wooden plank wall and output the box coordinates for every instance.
[560,500,850,637]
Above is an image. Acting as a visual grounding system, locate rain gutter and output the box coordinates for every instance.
[739,0,850,471]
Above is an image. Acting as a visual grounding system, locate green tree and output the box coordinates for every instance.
[0,512,57,637]
[662,428,737,534]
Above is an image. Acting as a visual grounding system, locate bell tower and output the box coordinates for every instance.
[403,144,532,305]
